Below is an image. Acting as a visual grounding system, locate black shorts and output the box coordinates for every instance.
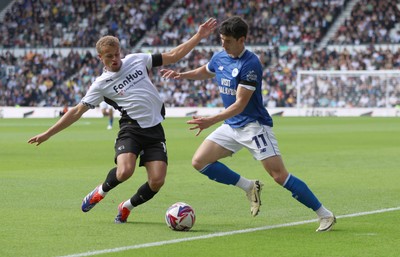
[114,123,168,167]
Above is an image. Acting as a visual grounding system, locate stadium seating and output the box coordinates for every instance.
[328,0,400,44]
[0,0,399,108]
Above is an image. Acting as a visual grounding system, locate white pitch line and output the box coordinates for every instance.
[57,206,400,257]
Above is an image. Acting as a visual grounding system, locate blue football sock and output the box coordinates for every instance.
[199,161,240,185]
[283,174,322,211]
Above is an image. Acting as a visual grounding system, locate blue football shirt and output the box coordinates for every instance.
[207,49,273,128]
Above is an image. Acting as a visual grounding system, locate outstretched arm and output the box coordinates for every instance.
[160,65,214,81]
[187,86,254,136]
[27,103,89,146]
[161,18,217,66]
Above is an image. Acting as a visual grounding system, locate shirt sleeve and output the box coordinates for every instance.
[81,82,103,109]
[133,53,161,70]
[238,56,261,90]
[206,52,218,74]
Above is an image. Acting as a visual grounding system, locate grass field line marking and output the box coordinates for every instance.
[57,206,400,257]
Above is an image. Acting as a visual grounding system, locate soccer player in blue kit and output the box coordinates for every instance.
[161,16,336,231]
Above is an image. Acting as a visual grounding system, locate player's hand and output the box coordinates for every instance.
[197,18,217,39]
[160,69,182,80]
[27,132,50,146]
[187,115,213,136]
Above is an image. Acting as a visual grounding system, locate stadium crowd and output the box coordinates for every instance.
[144,0,349,46]
[0,0,175,48]
[329,0,400,44]
[0,0,399,108]
[2,45,399,108]
[1,0,349,48]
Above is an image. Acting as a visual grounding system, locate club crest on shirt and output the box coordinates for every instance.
[232,68,239,77]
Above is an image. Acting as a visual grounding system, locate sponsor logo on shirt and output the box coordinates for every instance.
[112,70,144,94]
[246,70,257,82]
[221,78,231,87]
[219,86,236,95]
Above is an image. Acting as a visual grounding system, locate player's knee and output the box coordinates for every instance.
[148,177,165,191]
[116,167,134,182]
[271,171,289,185]
[191,157,205,171]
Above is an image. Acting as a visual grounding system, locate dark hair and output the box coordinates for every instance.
[218,16,248,40]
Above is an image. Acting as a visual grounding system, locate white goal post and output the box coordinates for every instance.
[295,70,400,116]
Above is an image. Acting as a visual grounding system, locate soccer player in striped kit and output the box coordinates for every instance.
[161,16,336,232]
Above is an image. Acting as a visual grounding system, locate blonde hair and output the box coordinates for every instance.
[96,36,120,54]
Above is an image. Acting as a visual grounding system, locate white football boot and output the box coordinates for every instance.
[246,180,264,217]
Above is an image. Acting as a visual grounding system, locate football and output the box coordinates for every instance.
[165,202,196,231]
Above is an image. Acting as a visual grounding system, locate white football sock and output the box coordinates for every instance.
[122,200,134,210]
[98,185,108,197]
[235,176,254,192]
[316,205,333,218]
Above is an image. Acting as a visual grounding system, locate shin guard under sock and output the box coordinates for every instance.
[283,174,322,211]
[199,161,240,185]
[130,182,158,207]
[102,167,121,192]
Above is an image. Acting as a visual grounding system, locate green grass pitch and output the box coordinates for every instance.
[0,117,399,257]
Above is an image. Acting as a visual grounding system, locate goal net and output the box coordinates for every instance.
[296,70,400,109]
